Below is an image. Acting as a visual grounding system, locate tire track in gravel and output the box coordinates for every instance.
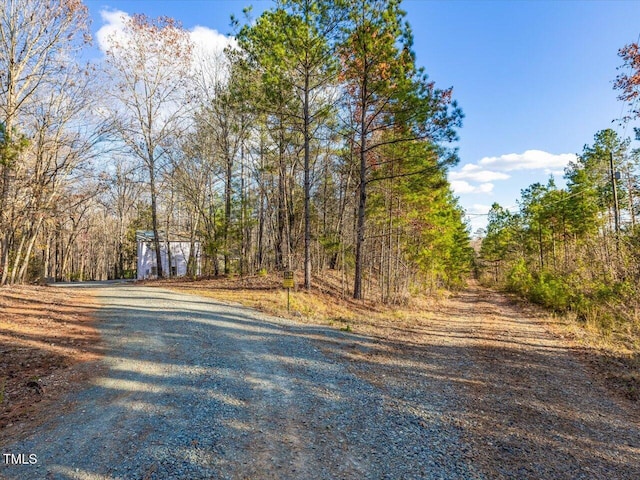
[1,284,482,480]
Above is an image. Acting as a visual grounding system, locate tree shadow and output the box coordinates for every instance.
[2,284,638,480]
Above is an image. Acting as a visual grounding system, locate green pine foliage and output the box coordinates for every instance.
[231,0,468,301]
[479,129,640,341]
[365,134,472,300]
[0,0,473,296]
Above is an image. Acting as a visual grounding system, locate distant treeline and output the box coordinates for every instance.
[478,128,640,341]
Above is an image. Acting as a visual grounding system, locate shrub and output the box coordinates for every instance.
[506,259,533,296]
[529,271,570,312]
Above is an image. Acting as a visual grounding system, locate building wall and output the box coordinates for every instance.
[137,241,201,280]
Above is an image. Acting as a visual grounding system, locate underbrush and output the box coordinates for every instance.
[150,270,443,334]
[481,261,640,400]
[501,260,638,340]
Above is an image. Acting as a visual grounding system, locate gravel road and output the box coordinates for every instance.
[1,284,484,480]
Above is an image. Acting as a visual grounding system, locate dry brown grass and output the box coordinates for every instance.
[144,270,446,337]
[548,313,640,401]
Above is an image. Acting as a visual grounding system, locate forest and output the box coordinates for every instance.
[0,0,472,302]
[1,0,640,327]
[478,130,640,344]
[478,41,640,343]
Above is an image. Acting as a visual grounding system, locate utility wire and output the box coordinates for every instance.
[464,187,590,217]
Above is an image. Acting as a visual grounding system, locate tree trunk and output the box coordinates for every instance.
[240,143,246,276]
[354,76,368,300]
[10,229,28,284]
[538,224,544,270]
[149,164,163,278]
[257,190,265,270]
[224,153,232,275]
[0,112,16,286]
[304,58,312,290]
[276,126,287,270]
[354,147,367,299]
[17,221,43,283]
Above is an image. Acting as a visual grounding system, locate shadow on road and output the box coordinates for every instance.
[2,284,638,480]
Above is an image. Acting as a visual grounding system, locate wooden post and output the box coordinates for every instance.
[283,271,294,312]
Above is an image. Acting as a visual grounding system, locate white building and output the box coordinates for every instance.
[136,231,201,280]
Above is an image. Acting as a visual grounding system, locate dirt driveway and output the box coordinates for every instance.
[1,283,638,479]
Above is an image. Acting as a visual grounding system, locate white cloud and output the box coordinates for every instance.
[449,164,510,182]
[96,9,129,52]
[96,10,236,62]
[451,181,494,195]
[478,150,576,172]
[191,25,236,57]
[469,203,492,214]
[190,26,237,89]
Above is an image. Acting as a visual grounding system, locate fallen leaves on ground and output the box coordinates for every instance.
[0,285,100,443]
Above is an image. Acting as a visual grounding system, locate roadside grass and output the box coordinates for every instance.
[147,271,443,338]
[550,312,640,401]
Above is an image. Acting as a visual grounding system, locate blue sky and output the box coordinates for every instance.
[84,0,640,232]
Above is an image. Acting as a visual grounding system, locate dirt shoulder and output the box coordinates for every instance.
[406,284,639,478]
[0,285,101,444]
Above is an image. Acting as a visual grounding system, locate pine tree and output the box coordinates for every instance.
[338,0,462,299]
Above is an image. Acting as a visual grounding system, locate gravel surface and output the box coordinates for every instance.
[1,285,484,479]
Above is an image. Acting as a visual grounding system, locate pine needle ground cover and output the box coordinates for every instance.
[0,286,101,442]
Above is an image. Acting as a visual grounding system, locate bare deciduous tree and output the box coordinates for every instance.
[0,0,89,284]
[103,13,193,278]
